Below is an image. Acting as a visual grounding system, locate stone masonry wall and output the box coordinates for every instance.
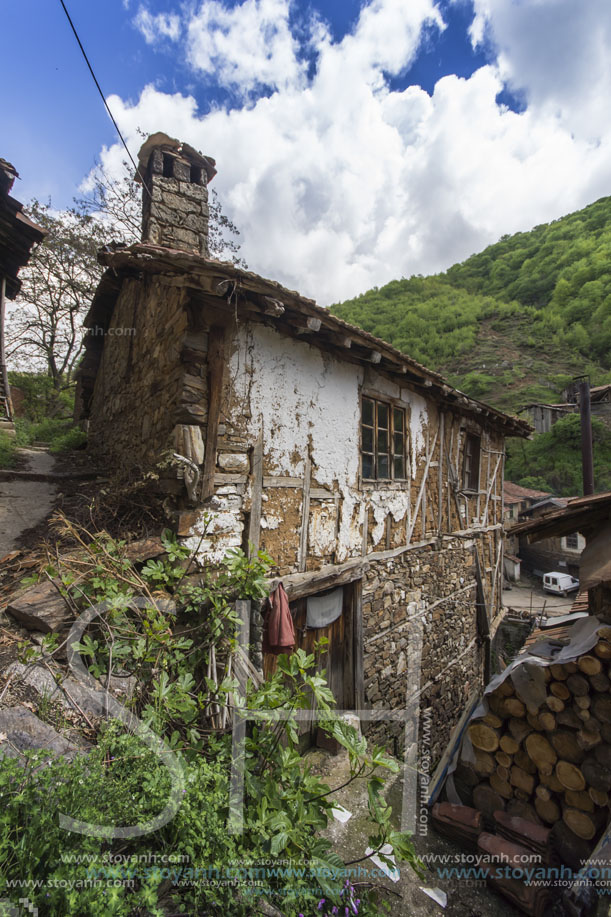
[363,536,485,766]
[142,149,209,256]
[87,278,187,470]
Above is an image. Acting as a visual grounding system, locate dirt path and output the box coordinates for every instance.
[0,449,57,558]
[308,746,521,917]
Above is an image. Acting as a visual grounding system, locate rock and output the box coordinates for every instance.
[124,537,166,562]
[4,662,133,719]
[5,581,72,633]
[0,706,81,760]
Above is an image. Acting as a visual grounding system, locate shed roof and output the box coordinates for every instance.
[0,163,47,298]
[80,241,532,438]
[508,491,611,543]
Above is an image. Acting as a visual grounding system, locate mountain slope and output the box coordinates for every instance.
[331,196,611,415]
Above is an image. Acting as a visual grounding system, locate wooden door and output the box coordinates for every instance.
[263,585,356,748]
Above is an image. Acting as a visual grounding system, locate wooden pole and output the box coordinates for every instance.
[0,276,14,423]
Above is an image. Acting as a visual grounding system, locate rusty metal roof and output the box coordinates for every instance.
[0,173,47,298]
[508,491,611,542]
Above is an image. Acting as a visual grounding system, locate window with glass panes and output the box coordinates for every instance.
[361,397,406,480]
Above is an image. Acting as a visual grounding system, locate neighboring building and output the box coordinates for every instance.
[523,383,611,434]
[76,133,531,762]
[0,159,46,433]
[516,497,584,578]
[509,491,611,622]
[502,482,551,581]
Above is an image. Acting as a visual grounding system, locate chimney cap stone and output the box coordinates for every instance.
[135,132,216,184]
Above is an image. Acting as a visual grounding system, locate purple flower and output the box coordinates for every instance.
[317,901,325,910]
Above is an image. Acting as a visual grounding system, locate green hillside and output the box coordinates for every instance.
[331,196,611,415]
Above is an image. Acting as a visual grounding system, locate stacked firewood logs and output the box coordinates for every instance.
[454,634,611,865]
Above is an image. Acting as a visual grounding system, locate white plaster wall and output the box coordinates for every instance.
[232,324,362,490]
[228,323,435,559]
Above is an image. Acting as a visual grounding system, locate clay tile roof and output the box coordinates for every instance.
[503,481,552,503]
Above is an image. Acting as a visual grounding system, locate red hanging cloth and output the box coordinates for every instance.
[262,583,295,655]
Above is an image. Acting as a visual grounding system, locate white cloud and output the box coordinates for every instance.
[101,0,611,304]
[134,6,181,45]
[470,0,611,138]
[186,0,306,94]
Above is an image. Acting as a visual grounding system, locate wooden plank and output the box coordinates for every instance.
[407,429,439,544]
[247,426,264,556]
[269,557,368,602]
[474,548,491,659]
[362,506,368,557]
[214,473,247,485]
[353,578,364,716]
[298,455,312,573]
[310,487,335,500]
[489,534,504,620]
[201,325,229,500]
[263,475,302,488]
[438,411,445,534]
[482,453,503,527]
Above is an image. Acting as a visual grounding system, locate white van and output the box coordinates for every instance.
[543,572,580,596]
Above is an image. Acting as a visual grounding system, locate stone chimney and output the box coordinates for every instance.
[136,133,217,257]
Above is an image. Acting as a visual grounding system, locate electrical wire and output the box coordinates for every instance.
[57,0,150,195]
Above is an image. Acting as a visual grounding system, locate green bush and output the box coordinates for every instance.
[0,431,18,469]
[49,428,87,453]
[505,414,611,495]
[8,371,75,423]
[0,527,422,915]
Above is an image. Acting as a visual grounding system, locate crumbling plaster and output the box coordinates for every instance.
[232,323,433,561]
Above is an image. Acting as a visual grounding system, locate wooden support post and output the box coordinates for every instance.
[362,504,368,557]
[298,454,312,573]
[482,453,502,528]
[353,578,364,718]
[438,412,445,534]
[0,276,14,424]
[247,424,264,556]
[201,325,229,500]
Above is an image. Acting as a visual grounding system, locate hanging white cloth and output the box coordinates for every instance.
[306,587,343,629]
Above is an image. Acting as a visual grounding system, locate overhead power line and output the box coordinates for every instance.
[57,0,150,193]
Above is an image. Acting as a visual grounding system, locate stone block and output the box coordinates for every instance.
[6,582,73,633]
[218,453,249,473]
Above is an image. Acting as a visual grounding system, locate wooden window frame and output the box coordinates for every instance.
[462,432,481,493]
[361,395,407,481]
[564,532,579,550]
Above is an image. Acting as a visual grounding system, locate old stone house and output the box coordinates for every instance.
[502,481,552,582]
[76,134,530,762]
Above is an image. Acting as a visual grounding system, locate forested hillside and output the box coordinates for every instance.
[331,196,611,415]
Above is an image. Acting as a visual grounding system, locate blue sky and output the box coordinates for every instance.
[3,0,611,303]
